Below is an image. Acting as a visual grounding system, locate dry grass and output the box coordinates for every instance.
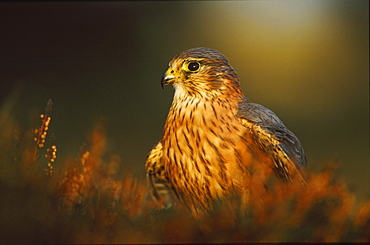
[0,98,369,243]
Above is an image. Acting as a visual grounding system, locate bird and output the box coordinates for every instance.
[146,47,307,217]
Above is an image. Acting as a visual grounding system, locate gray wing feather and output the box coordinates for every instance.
[237,99,307,181]
[147,173,174,209]
[146,142,174,209]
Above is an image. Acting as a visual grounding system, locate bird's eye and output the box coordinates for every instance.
[187,62,200,72]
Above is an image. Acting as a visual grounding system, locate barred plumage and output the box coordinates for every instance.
[146,47,307,217]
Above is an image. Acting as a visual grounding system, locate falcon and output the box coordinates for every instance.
[146,47,307,217]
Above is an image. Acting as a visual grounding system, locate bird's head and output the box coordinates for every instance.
[161,47,243,99]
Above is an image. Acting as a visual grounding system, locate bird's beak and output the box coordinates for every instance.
[161,68,177,89]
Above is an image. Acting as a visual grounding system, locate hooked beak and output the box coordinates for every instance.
[161,68,177,89]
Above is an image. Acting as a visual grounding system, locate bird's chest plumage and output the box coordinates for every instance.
[161,96,258,207]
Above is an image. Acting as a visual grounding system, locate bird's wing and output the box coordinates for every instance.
[146,141,174,209]
[237,99,307,183]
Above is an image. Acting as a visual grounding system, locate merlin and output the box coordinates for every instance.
[146,47,307,217]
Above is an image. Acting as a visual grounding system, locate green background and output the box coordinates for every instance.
[1,1,368,201]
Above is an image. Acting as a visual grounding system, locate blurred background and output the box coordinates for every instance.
[0,1,368,203]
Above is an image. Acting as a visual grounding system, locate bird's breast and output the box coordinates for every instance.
[161,97,267,204]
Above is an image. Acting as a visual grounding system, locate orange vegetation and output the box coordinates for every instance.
[0,100,368,243]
